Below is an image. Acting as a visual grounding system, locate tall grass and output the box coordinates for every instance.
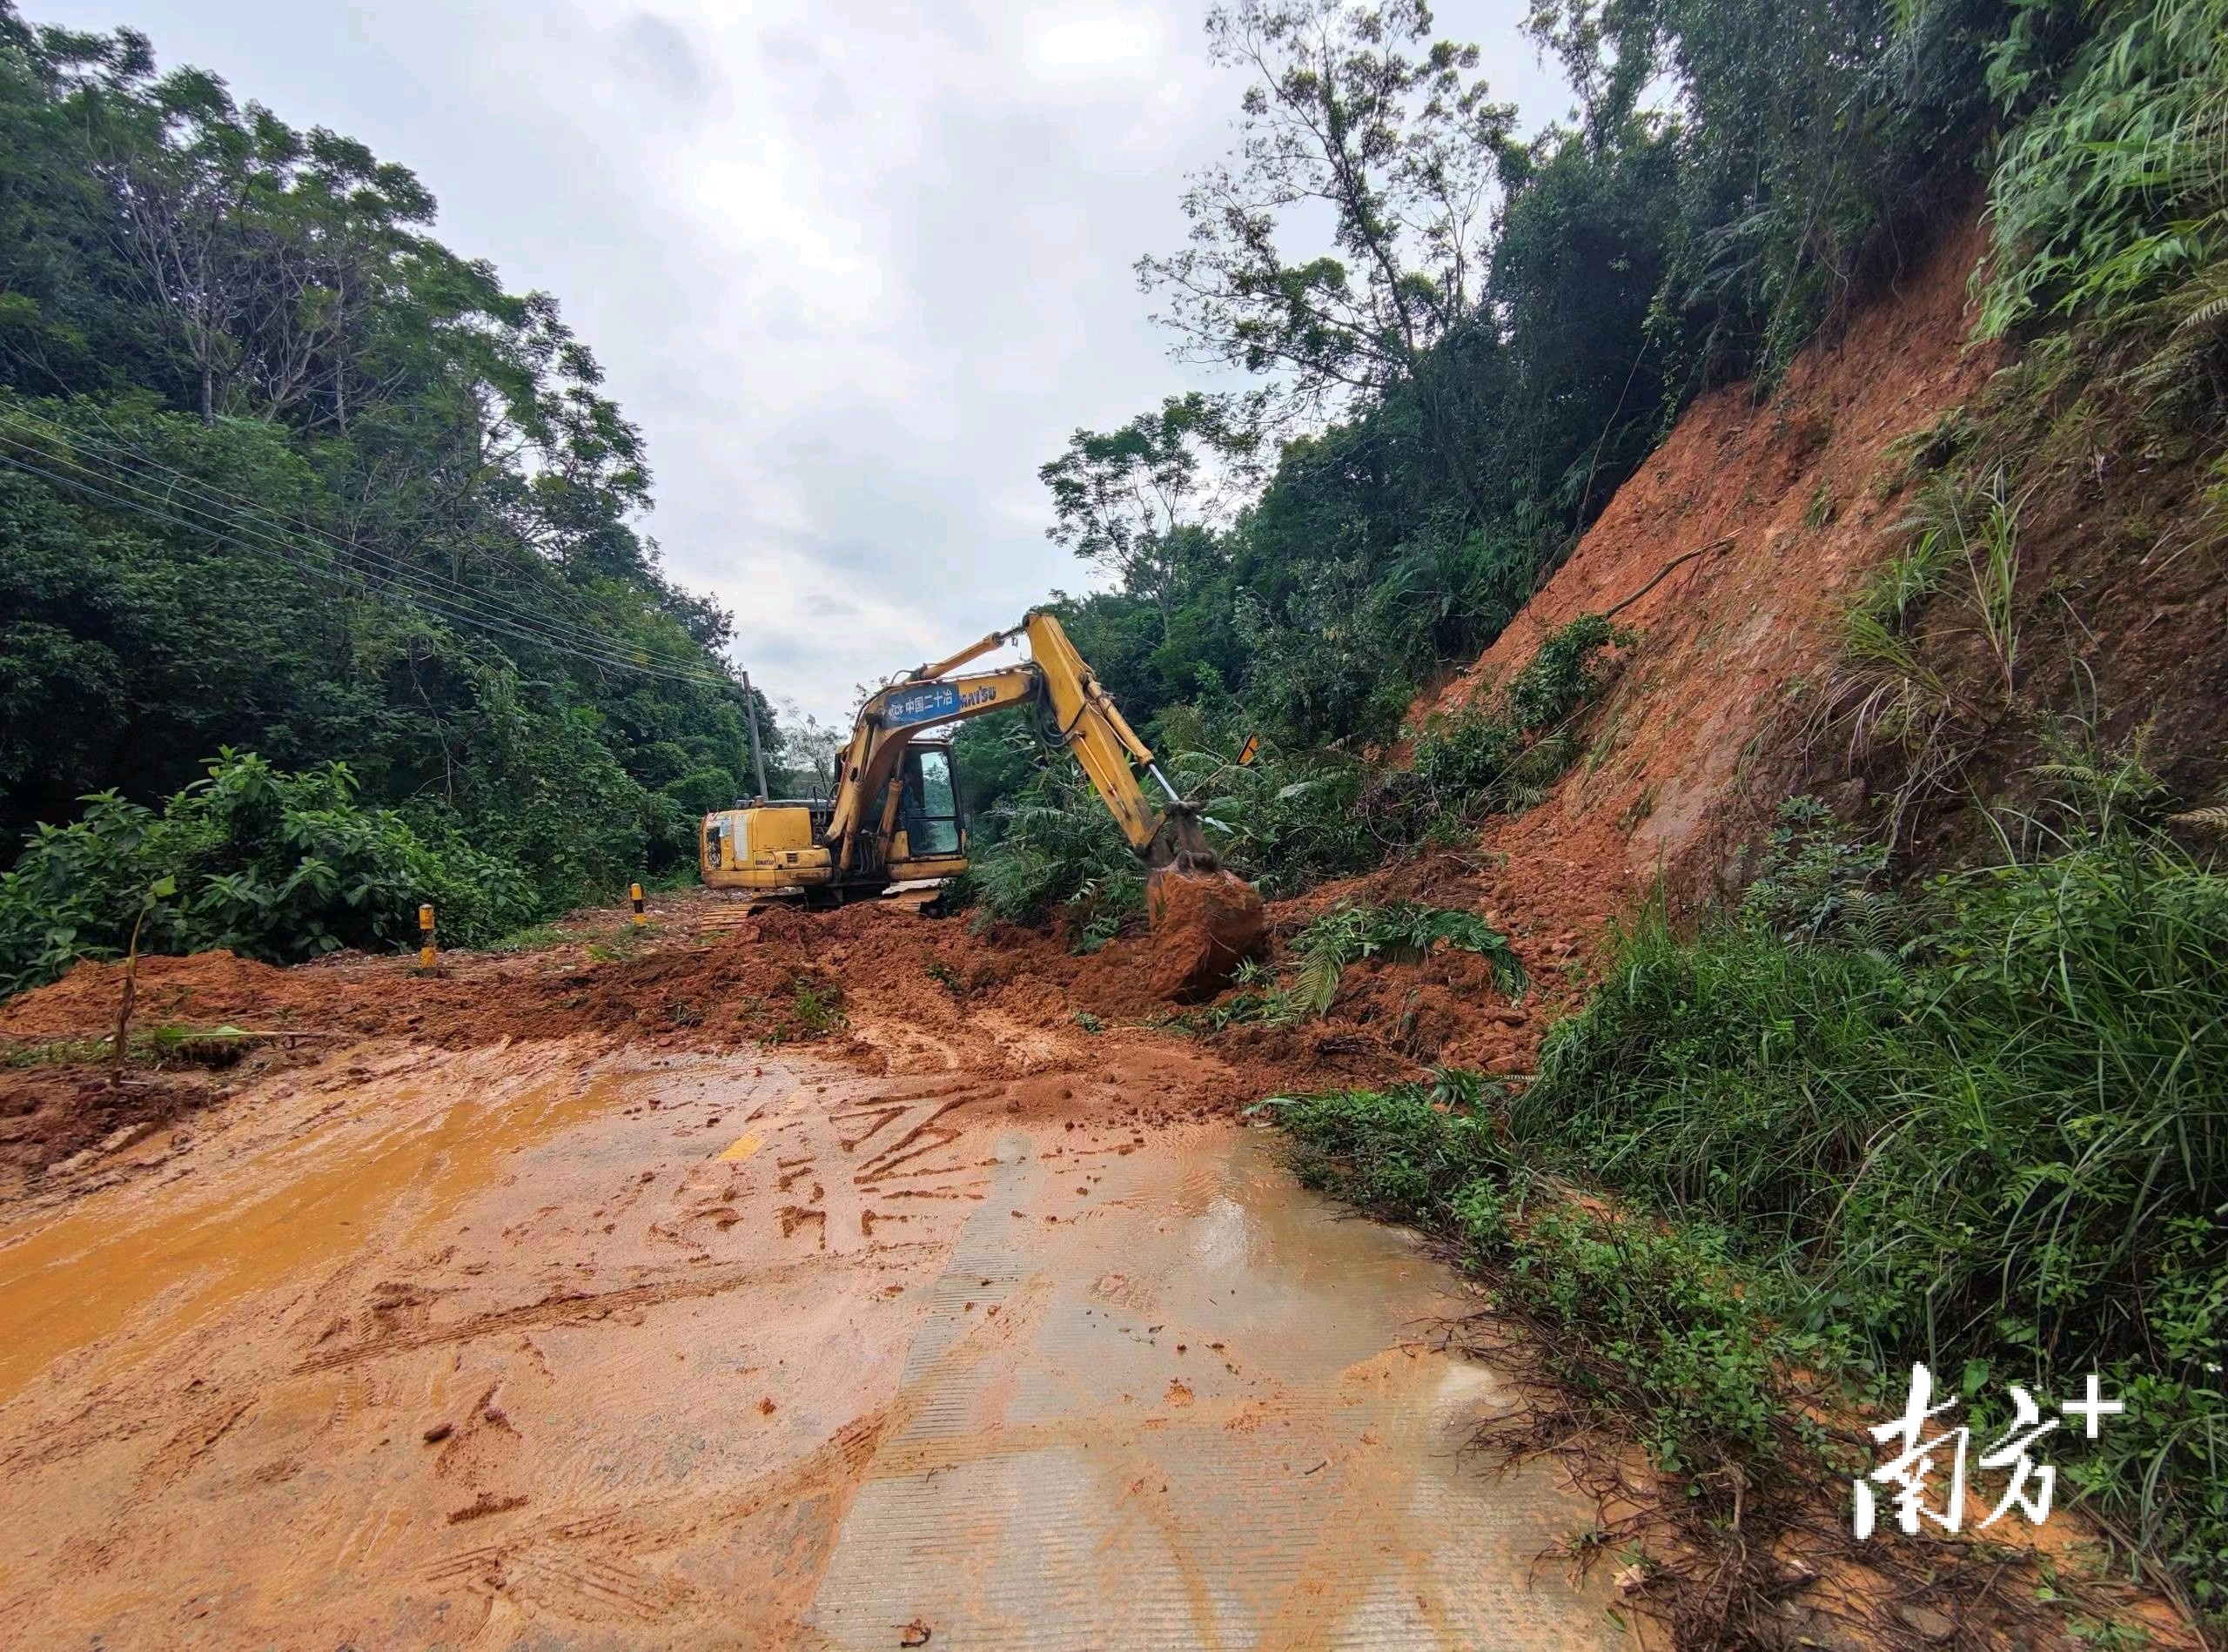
[1526,807,2228,1617]
[1277,796,2228,1622]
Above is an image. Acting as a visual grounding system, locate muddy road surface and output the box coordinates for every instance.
[0,903,1618,1649]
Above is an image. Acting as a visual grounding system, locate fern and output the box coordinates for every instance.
[1983,0,2228,339]
[1293,939,1348,1018]
[1283,900,1528,1020]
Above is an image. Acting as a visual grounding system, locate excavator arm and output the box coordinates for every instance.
[820,612,1205,876]
[701,608,1261,993]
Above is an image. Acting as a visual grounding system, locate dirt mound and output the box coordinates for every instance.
[1416,218,1997,930]
[0,891,1315,1185]
[1144,868,1266,1000]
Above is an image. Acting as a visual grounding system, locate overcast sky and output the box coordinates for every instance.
[35,1,1570,724]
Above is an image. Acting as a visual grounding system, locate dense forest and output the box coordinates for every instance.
[0,3,784,984]
[1009,0,2004,749]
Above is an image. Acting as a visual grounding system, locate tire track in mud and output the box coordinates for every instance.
[291,1246,936,1374]
[420,1255,1057,1635]
[0,1031,1615,1648]
[392,1074,1050,1641]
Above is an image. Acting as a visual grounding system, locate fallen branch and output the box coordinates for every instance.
[1603,536,1736,621]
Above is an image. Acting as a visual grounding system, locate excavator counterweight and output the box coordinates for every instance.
[701,613,1263,996]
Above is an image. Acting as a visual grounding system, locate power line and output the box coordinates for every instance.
[0,403,722,676]
[0,416,669,674]
[0,440,691,678]
[0,400,638,648]
[0,434,710,682]
[0,439,741,688]
[0,419,740,688]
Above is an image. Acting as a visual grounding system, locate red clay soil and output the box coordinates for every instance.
[1180,220,2009,1091]
[1419,218,2000,940]
[1143,866,1267,999]
[0,891,1354,1186]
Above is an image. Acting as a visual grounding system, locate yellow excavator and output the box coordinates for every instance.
[699,611,1263,991]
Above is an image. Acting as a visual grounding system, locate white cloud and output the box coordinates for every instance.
[1023,11,1168,80]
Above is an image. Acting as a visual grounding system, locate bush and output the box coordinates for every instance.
[0,749,534,995]
[1159,715,1378,895]
[968,761,1146,946]
[969,710,1387,939]
[1527,814,2228,1612]
[1274,791,2228,1613]
[1981,0,2228,339]
[1277,1073,1520,1219]
[1408,614,1631,816]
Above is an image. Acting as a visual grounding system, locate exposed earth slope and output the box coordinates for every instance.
[1423,220,1999,937]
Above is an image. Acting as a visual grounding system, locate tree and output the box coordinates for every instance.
[771,702,847,800]
[1137,0,1515,510]
[0,4,765,923]
[1037,391,1256,636]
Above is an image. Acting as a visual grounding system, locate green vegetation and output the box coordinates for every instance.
[964,0,2228,842]
[966,760,1148,944]
[1,749,531,993]
[1278,1074,1798,1476]
[755,976,848,1046]
[1406,615,1633,818]
[1531,798,2228,1611]
[969,613,1628,935]
[1278,792,2228,1622]
[3,1021,252,1069]
[1980,0,2228,341]
[0,7,771,989]
[1274,1071,1857,1646]
[1164,902,1523,1031]
[1287,901,1527,1017]
[995,0,2033,762]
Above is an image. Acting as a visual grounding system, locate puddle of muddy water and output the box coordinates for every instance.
[0,1042,623,1404]
[0,1043,1621,1650]
[806,1127,1621,1650]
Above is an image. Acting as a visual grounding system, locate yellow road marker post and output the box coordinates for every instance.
[418,903,436,971]
[630,883,647,927]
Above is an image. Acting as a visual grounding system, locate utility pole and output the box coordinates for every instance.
[741,669,771,802]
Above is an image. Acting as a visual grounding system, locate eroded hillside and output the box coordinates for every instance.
[1422,223,2001,935]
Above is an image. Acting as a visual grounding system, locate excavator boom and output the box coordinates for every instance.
[699,611,1262,992]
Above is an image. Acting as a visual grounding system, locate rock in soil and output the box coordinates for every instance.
[1144,867,1265,1001]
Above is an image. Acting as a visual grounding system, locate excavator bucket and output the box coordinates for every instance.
[1144,863,1266,1001]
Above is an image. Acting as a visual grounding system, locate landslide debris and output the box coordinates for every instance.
[1419,218,1999,937]
[1143,867,1266,1000]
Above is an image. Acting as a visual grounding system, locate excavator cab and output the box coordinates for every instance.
[701,740,965,901]
[701,612,1264,991]
[894,744,964,862]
